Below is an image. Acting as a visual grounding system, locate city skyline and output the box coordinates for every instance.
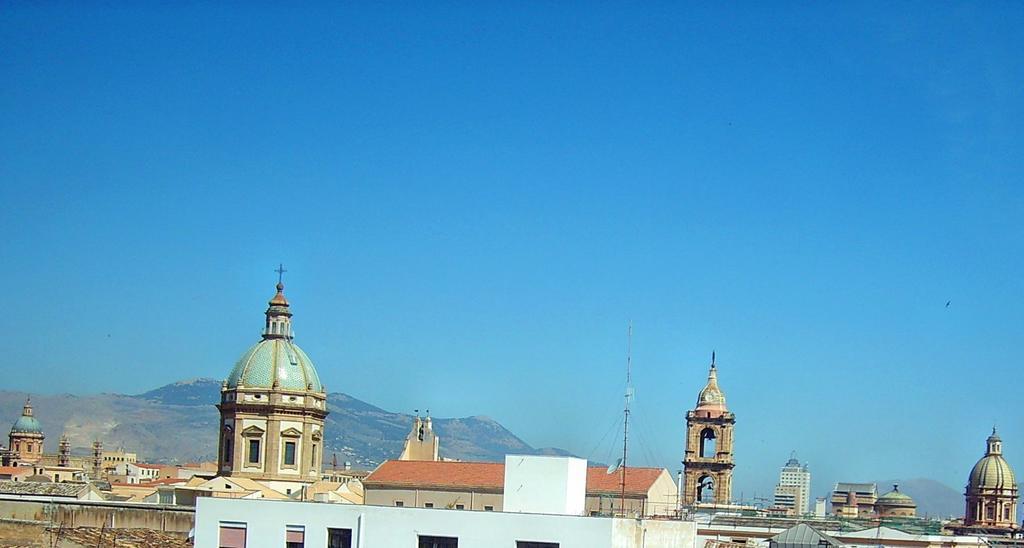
[2,3,1022,505]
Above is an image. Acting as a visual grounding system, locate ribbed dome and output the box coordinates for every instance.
[226,338,323,392]
[968,428,1016,492]
[969,455,1016,490]
[877,485,916,507]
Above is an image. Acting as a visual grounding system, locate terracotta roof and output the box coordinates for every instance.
[363,461,666,497]
[586,466,666,497]
[0,466,32,476]
[365,461,505,491]
[134,463,162,470]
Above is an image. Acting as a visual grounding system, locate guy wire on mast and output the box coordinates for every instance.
[621,320,633,514]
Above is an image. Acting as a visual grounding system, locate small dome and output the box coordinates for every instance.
[225,338,323,392]
[695,358,728,415]
[10,399,43,435]
[969,454,1016,491]
[877,485,916,508]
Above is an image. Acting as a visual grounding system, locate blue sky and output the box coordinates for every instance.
[1,3,1022,502]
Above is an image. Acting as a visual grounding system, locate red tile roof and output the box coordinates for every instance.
[365,461,505,491]
[586,466,666,496]
[364,461,666,497]
[0,466,31,476]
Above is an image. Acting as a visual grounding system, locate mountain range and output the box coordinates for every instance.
[0,378,569,469]
[0,380,964,518]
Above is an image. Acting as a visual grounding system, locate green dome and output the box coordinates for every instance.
[226,338,323,392]
[969,455,1016,490]
[877,485,916,507]
[10,399,43,435]
[11,414,42,435]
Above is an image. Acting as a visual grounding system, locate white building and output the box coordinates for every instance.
[114,462,161,484]
[195,455,697,548]
[772,454,810,516]
[196,497,696,548]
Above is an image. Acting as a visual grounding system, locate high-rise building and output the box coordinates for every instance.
[682,354,735,506]
[773,453,811,516]
[216,277,329,490]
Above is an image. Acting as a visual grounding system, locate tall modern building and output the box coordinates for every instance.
[682,354,735,506]
[773,453,811,516]
[216,277,329,490]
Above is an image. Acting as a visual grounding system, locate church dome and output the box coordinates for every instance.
[877,485,916,508]
[968,429,1016,491]
[224,280,325,393]
[10,399,43,435]
[970,455,1016,490]
[226,338,323,392]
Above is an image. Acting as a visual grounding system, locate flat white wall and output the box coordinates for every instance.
[503,455,587,516]
[195,497,697,548]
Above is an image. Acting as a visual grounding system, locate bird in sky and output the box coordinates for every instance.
[945,301,951,308]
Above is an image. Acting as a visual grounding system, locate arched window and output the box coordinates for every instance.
[700,428,717,458]
[697,475,715,503]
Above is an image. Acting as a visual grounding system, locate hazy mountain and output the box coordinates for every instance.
[0,379,567,469]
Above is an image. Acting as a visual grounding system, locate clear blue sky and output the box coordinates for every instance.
[2,3,1022,502]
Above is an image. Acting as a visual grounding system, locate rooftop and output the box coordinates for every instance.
[0,480,92,497]
[364,460,666,497]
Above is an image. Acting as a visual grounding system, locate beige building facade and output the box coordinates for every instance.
[399,414,440,461]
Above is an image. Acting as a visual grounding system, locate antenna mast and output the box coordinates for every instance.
[620,321,633,515]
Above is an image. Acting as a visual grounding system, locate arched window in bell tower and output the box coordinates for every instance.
[700,428,717,459]
[697,475,715,502]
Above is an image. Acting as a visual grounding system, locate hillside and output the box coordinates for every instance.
[0,379,557,469]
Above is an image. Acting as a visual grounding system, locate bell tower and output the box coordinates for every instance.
[682,353,735,506]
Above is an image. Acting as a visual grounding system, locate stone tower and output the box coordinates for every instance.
[58,434,71,467]
[216,276,329,488]
[682,354,735,506]
[963,428,1018,532]
[91,440,103,479]
[9,398,45,465]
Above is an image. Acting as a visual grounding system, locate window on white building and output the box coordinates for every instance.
[218,522,246,548]
[418,536,458,548]
[327,528,352,548]
[285,525,304,548]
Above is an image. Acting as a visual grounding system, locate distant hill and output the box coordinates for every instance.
[0,379,570,469]
[873,478,963,519]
